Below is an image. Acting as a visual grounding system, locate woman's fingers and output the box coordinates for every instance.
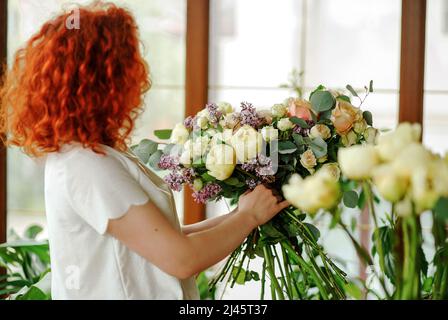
[276,200,290,211]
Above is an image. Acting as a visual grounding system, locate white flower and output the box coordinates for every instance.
[211,129,233,146]
[179,141,192,166]
[372,164,408,203]
[170,123,190,145]
[192,178,204,191]
[364,127,378,145]
[338,145,379,180]
[271,103,288,118]
[282,171,341,215]
[191,136,211,158]
[320,163,341,181]
[277,118,294,131]
[391,143,433,177]
[261,126,279,143]
[341,130,358,147]
[300,149,317,174]
[219,113,239,129]
[376,122,421,162]
[309,124,331,140]
[231,125,263,163]
[395,197,413,217]
[411,165,440,213]
[196,116,209,130]
[217,102,233,114]
[206,144,236,181]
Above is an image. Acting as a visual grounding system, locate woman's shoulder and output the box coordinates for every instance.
[47,143,129,174]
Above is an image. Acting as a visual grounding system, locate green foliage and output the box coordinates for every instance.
[343,190,359,208]
[154,129,173,140]
[310,91,335,113]
[0,225,51,300]
[196,272,216,300]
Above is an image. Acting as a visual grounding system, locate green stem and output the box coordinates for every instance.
[273,246,292,299]
[261,260,266,300]
[263,245,285,300]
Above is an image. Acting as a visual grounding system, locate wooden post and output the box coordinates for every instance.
[184,0,209,224]
[399,0,427,130]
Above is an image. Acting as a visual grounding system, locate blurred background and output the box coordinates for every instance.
[2,0,447,299]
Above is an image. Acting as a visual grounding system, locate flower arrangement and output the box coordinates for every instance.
[133,82,378,299]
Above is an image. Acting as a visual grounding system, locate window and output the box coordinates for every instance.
[6,0,186,238]
[423,0,448,155]
[208,0,402,299]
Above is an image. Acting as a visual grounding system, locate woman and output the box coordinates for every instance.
[0,3,288,300]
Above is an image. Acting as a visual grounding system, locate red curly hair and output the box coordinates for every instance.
[0,2,151,156]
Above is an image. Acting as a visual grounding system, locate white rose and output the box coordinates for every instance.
[341,130,358,147]
[300,149,317,174]
[271,103,288,118]
[170,123,190,145]
[211,129,233,146]
[179,140,192,166]
[261,126,278,143]
[353,119,367,134]
[338,145,379,180]
[217,102,233,114]
[364,127,378,145]
[309,124,331,140]
[376,122,421,162]
[282,171,341,215]
[196,116,209,130]
[391,143,433,177]
[206,144,236,181]
[219,113,239,129]
[395,197,413,217]
[231,125,263,163]
[411,165,439,213]
[372,164,408,203]
[191,136,211,158]
[277,118,294,131]
[320,163,341,181]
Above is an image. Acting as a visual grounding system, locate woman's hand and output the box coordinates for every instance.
[237,185,290,227]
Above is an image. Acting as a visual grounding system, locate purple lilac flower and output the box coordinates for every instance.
[241,158,258,172]
[192,183,222,204]
[182,168,196,185]
[240,102,262,128]
[184,116,195,130]
[164,172,185,192]
[246,178,261,190]
[293,120,315,136]
[206,103,223,125]
[158,155,179,171]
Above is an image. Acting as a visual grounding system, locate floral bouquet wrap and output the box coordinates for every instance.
[133,83,378,299]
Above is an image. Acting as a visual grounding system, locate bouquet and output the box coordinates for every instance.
[133,83,378,300]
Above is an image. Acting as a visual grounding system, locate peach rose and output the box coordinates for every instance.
[288,98,313,121]
[331,100,363,135]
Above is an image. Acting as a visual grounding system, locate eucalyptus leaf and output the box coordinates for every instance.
[363,111,373,126]
[290,117,310,128]
[278,141,297,154]
[343,191,359,209]
[133,139,159,163]
[369,80,374,93]
[307,137,327,159]
[346,84,359,97]
[154,129,173,140]
[310,91,335,113]
[148,150,163,170]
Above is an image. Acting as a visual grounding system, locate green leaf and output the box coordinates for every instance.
[310,91,335,113]
[343,190,359,208]
[307,137,327,159]
[309,85,325,100]
[201,172,216,182]
[337,95,351,103]
[292,133,305,147]
[363,111,373,126]
[224,177,240,186]
[278,141,297,154]
[434,197,448,220]
[369,80,374,93]
[16,286,49,300]
[344,282,363,300]
[346,85,359,97]
[303,223,320,241]
[423,277,434,293]
[24,225,43,240]
[154,129,173,140]
[232,267,247,285]
[148,150,163,170]
[290,117,310,128]
[133,139,159,163]
[250,271,260,281]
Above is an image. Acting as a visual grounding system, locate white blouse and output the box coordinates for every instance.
[44,143,199,300]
